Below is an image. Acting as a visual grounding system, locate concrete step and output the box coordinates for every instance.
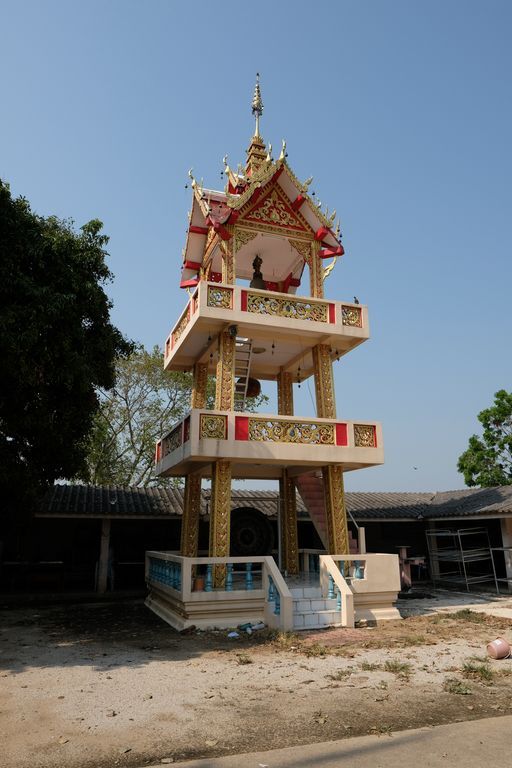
[289,586,322,599]
[293,597,337,613]
[293,609,341,630]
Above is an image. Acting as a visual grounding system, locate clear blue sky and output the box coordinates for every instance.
[1,1,510,492]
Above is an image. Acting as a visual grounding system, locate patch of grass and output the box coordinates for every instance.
[263,630,299,649]
[236,653,253,665]
[399,634,426,647]
[451,609,486,624]
[360,661,381,672]
[383,660,412,679]
[462,659,494,684]
[304,643,328,658]
[443,677,473,695]
[370,724,392,735]
[327,668,353,680]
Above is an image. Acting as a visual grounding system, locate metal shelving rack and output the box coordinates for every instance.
[426,528,499,593]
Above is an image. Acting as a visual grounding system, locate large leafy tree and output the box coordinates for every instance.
[80,346,195,487]
[0,180,131,514]
[80,345,269,488]
[457,390,512,487]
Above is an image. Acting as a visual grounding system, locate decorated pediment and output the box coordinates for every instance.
[239,184,312,235]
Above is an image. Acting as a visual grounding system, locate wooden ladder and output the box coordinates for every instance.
[233,337,253,412]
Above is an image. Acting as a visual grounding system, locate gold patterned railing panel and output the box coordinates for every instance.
[354,424,376,447]
[200,413,228,440]
[162,425,182,457]
[341,305,362,327]
[172,306,190,346]
[245,292,328,323]
[207,285,233,309]
[248,418,335,445]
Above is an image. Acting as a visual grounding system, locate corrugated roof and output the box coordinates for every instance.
[40,484,512,521]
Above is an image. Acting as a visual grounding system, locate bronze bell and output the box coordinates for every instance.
[249,254,266,290]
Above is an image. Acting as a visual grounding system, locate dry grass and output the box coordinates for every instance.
[462,659,494,684]
[443,677,473,695]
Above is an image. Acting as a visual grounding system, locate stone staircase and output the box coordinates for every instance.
[290,583,341,630]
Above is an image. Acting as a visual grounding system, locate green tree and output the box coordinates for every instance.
[457,390,512,487]
[0,180,131,514]
[80,346,195,487]
[80,345,269,487]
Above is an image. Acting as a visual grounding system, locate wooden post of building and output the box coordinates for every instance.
[97,518,111,594]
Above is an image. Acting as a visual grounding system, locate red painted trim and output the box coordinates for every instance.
[180,278,199,288]
[210,271,222,283]
[229,211,240,223]
[314,226,330,241]
[235,416,249,441]
[241,290,247,311]
[271,166,284,183]
[183,260,201,271]
[189,225,209,235]
[265,281,279,292]
[319,245,344,259]
[328,303,336,324]
[290,277,301,287]
[291,194,305,211]
[335,423,348,446]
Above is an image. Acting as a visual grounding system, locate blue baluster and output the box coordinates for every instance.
[176,562,181,590]
[268,574,275,602]
[226,563,233,591]
[245,562,253,591]
[336,586,342,611]
[328,573,335,599]
[205,564,213,592]
[274,589,281,615]
[338,560,345,577]
[171,562,177,588]
[309,554,314,573]
[354,560,363,579]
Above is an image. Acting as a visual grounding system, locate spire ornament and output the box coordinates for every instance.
[252,72,264,137]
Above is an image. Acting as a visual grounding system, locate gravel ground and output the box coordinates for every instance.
[2,592,512,768]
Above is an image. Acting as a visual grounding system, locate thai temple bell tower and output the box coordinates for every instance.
[155,76,384,579]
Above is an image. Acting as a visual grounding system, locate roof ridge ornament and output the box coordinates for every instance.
[252,72,264,137]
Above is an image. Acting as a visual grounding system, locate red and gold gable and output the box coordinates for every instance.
[239,184,311,234]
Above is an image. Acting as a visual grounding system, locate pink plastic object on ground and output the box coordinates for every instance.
[487,638,511,659]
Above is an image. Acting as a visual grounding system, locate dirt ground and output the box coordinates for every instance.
[2,595,512,768]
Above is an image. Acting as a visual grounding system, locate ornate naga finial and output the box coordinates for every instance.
[252,72,264,137]
[279,139,287,160]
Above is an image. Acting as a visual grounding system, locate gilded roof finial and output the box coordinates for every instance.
[252,72,264,137]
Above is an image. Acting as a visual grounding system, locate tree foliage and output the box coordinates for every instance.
[80,345,269,488]
[457,390,512,487]
[79,346,196,487]
[0,180,131,513]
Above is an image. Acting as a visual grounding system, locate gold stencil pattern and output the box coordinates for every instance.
[281,471,299,574]
[215,331,235,411]
[277,372,294,416]
[354,424,377,447]
[322,465,349,555]
[172,307,190,346]
[245,188,303,229]
[248,418,335,445]
[209,460,232,586]
[191,363,208,409]
[162,425,182,457]
[234,228,258,253]
[246,292,328,322]
[207,285,233,309]
[288,238,312,265]
[200,413,227,440]
[342,306,362,327]
[181,474,201,557]
[312,344,336,419]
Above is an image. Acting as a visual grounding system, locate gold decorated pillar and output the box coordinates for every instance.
[209,459,232,585]
[277,370,298,572]
[181,474,202,557]
[280,470,299,574]
[277,370,294,416]
[221,227,235,284]
[192,362,208,409]
[309,240,324,299]
[312,344,349,555]
[215,330,235,411]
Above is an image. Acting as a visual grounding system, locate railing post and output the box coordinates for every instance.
[205,564,213,592]
[268,574,275,602]
[245,562,253,591]
[328,573,335,599]
[274,589,281,615]
[226,563,233,591]
[354,560,363,579]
